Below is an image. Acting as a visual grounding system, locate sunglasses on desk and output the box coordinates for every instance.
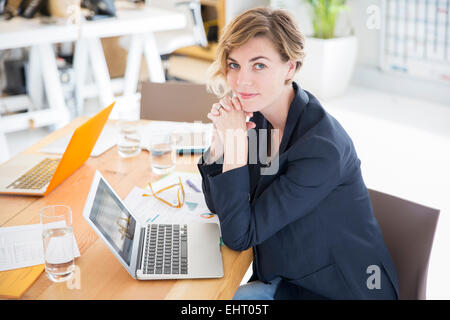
[142,177,185,208]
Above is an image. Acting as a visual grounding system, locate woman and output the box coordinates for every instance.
[197,7,398,300]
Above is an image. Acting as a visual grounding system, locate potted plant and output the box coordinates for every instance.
[294,0,358,100]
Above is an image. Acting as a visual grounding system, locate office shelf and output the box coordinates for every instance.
[175,0,225,61]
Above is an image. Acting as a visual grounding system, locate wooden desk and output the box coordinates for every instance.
[0,118,252,299]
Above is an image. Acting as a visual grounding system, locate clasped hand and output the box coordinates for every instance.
[205,96,256,168]
[207,95,256,143]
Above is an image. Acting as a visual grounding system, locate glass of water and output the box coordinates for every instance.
[40,205,75,282]
[148,133,177,175]
[117,121,142,158]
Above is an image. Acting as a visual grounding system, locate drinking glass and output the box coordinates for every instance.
[40,205,75,282]
[117,121,142,158]
[148,133,177,175]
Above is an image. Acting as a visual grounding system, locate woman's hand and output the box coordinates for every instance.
[207,96,256,170]
[207,95,256,143]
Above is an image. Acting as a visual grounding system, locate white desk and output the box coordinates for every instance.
[0,17,76,134]
[73,7,186,117]
[0,7,186,161]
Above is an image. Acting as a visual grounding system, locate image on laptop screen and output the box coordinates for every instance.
[90,178,136,266]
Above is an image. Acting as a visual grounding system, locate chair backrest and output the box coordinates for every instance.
[368,189,440,300]
[149,0,208,55]
[140,81,217,123]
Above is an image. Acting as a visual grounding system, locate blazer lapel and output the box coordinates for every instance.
[248,111,267,199]
[278,82,309,155]
[248,82,309,201]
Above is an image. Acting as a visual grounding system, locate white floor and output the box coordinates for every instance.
[2,82,450,298]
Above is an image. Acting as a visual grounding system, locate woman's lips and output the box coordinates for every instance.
[238,92,259,100]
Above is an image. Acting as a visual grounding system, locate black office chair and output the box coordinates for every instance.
[369,189,440,300]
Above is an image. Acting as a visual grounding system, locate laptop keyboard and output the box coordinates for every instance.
[6,158,59,190]
[143,224,188,275]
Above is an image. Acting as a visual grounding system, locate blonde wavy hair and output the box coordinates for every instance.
[207,7,305,97]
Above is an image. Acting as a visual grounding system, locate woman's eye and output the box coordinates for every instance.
[228,63,239,69]
[255,63,266,70]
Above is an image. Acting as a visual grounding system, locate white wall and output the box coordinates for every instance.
[269,0,450,106]
[346,0,382,67]
[225,0,270,24]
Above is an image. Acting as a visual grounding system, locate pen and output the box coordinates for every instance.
[186,179,201,193]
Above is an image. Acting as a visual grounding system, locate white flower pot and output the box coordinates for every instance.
[295,36,358,100]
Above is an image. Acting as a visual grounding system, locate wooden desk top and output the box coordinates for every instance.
[0,118,252,299]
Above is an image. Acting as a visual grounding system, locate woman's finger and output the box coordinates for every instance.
[246,121,256,130]
[207,113,218,122]
[210,103,222,116]
[210,103,219,114]
[231,96,242,111]
[219,97,233,111]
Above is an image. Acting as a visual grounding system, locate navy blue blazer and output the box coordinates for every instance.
[197,82,399,300]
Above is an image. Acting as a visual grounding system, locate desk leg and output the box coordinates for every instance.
[74,39,88,116]
[86,38,114,108]
[38,44,70,128]
[143,33,166,83]
[28,46,44,111]
[123,34,144,97]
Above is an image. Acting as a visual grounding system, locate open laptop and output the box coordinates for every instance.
[0,102,114,196]
[39,123,118,157]
[82,171,224,280]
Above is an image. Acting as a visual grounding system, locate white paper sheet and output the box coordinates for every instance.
[123,171,220,228]
[0,224,81,272]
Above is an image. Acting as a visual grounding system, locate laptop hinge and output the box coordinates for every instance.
[136,227,146,275]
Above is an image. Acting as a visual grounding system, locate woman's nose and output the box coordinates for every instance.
[236,69,253,87]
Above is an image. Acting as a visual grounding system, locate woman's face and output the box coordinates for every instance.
[226,36,296,113]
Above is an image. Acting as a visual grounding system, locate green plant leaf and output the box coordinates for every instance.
[303,0,349,38]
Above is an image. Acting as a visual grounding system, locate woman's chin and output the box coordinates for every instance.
[241,101,259,113]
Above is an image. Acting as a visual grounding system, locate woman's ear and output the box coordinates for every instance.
[285,60,297,82]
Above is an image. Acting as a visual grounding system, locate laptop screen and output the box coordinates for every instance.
[89,178,136,266]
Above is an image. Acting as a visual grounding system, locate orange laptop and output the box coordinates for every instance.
[0,102,114,196]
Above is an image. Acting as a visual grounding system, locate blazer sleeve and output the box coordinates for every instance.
[197,147,224,213]
[204,136,343,252]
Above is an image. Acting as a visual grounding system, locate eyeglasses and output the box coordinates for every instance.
[142,177,185,208]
